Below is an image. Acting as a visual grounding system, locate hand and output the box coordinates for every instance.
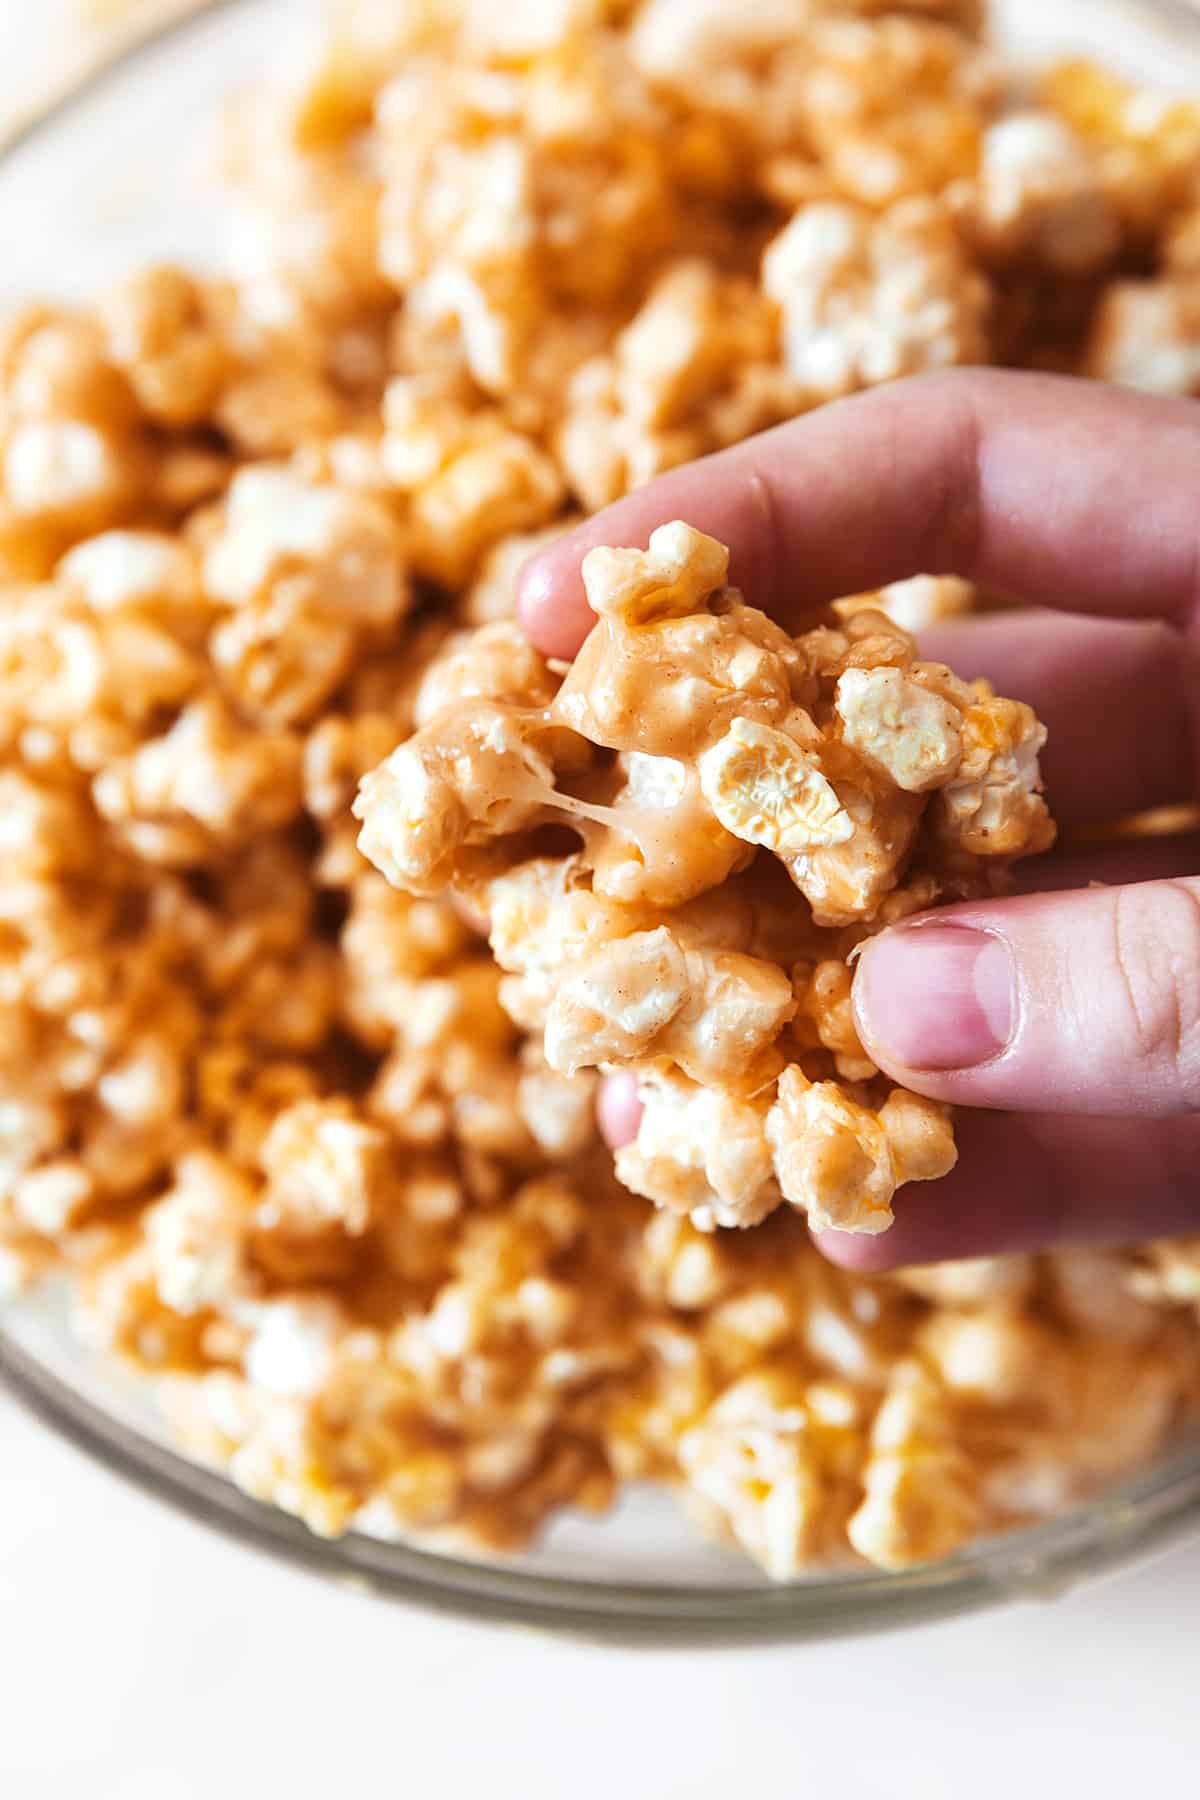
[517,368,1200,1268]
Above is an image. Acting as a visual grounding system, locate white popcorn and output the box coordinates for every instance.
[619,750,690,810]
[836,667,962,792]
[4,420,125,518]
[767,1068,896,1235]
[204,465,406,623]
[581,521,730,624]
[543,927,689,1073]
[243,1299,341,1398]
[919,1307,1042,1403]
[679,1374,824,1580]
[940,702,1047,850]
[144,1155,253,1316]
[969,111,1120,273]
[763,198,988,401]
[462,0,606,56]
[59,531,197,612]
[1087,281,1200,397]
[12,1162,93,1236]
[874,574,973,634]
[631,0,809,82]
[615,1067,777,1231]
[699,716,853,853]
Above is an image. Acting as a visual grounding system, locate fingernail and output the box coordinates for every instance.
[855,924,1014,1071]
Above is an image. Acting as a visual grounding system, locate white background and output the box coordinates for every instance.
[2,4,1200,1794]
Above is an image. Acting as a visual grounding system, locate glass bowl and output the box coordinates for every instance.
[3,0,1200,1643]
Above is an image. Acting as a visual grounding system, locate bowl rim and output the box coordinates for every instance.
[2,0,1200,1644]
[6,1320,1200,1643]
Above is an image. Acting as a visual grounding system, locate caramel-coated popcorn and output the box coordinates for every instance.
[3,0,1200,1586]
[762,196,990,399]
[356,521,1048,1234]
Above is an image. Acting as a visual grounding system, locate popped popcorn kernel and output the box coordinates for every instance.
[793,957,877,1082]
[679,1368,860,1578]
[767,1067,896,1236]
[581,521,729,625]
[873,574,974,634]
[556,564,808,759]
[204,464,408,625]
[796,17,995,208]
[353,700,567,895]
[92,696,304,865]
[615,1067,778,1231]
[258,1099,395,1241]
[961,112,1121,274]
[406,430,564,589]
[836,667,962,792]
[1086,278,1200,397]
[847,1362,980,1568]
[937,693,1054,858]
[100,266,231,428]
[699,716,853,856]
[1040,58,1200,233]
[878,1088,957,1186]
[763,196,990,402]
[414,619,558,726]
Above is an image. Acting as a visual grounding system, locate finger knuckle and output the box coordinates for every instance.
[743,459,788,618]
[1110,880,1200,1107]
[917,375,985,579]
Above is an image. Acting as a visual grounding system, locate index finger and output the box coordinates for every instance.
[518,367,1200,659]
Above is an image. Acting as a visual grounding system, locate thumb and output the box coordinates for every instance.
[852,880,1200,1117]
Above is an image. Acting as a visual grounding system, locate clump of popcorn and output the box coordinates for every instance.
[356,520,1053,1235]
[4,0,1200,1586]
[763,196,990,400]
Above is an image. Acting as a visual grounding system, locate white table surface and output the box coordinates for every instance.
[2,5,1199,1793]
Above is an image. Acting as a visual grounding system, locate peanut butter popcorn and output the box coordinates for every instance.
[1086,278,1200,397]
[846,1360,980,1567]
[3,0,1200,1588]
[966,112,1121,274]
[762,196,990,401]
[356,520,1050,1234]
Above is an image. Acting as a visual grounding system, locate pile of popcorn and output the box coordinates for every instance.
[2,0,1200,1578]
[356,519,1053,1237]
